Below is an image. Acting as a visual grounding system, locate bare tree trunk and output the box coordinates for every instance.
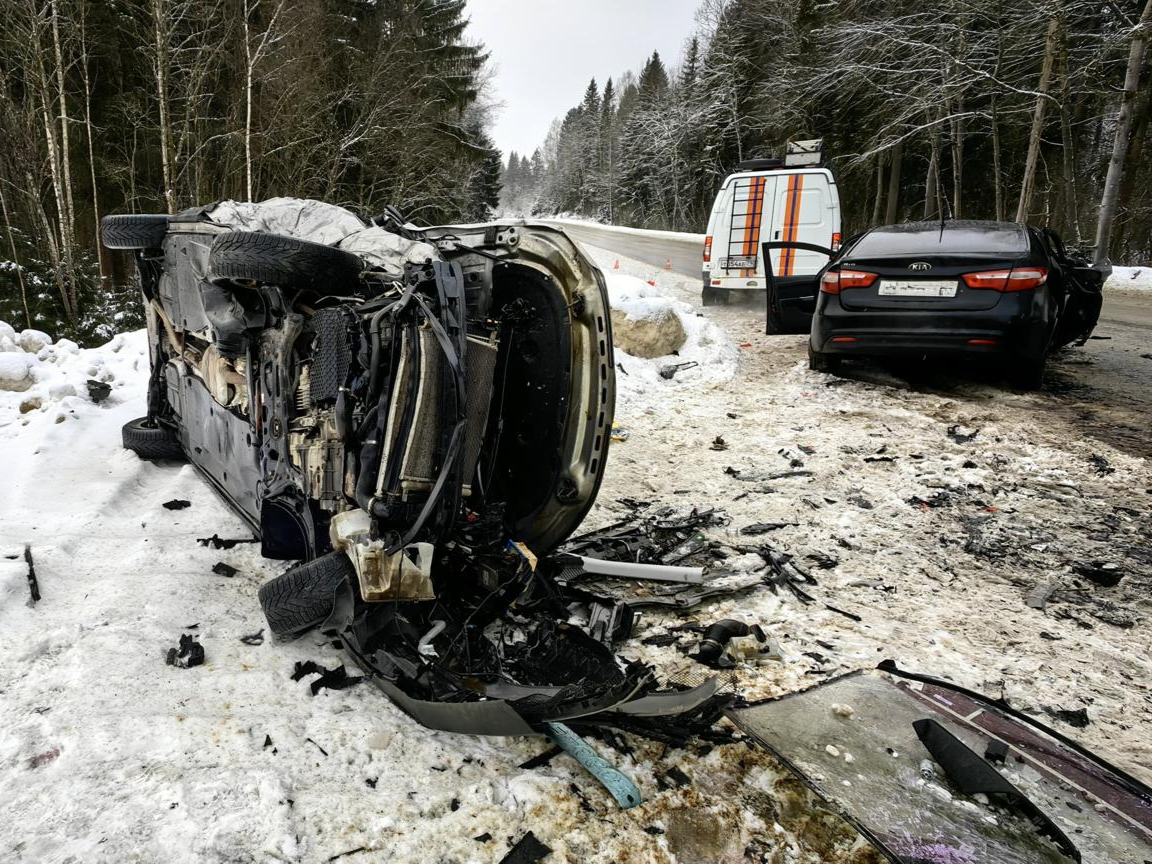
[79,0,110,289]
[871,153,885,225]
[950,109,963,219]
[0,186,32,329]
[885,141,902,223]
[924,134,940,219]
[50,0,76,252]
[1016,17,1060,223]
[244,0,254,201]
[1058,15,1079,240]
[1093,0,1152,266]
[992,95,1004,221]
[151,0,176,213]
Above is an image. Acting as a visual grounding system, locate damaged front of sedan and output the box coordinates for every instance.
[102,199,722,738]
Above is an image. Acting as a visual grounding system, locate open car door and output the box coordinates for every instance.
[761,239,833,334]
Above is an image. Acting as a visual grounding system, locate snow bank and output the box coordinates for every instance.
[1106,265,1152,293]
[605,273,738,410]
[0,320,147,428]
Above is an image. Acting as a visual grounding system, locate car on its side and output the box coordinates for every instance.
[807,220,1106,389]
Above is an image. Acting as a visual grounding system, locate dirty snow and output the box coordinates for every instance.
[1,233,1150,864]
[1106,265,1152,293]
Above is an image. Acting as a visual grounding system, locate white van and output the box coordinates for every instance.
[702,144,841,329]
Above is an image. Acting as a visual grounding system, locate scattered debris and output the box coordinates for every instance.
[499,831,552,864]
[24,544,39,604]
[212,562,239,578]
[165,634,205,668]
[1026,580,1059,610]
[326,848,368,863]
[196,534,258,549]
[692,620,780,668]
[519,746,563,770]
[1073,562,1123,587]
[474,832,492,843]
[709,435,728,451]
[985,739,1009,763]
[28,748,61,769]
[544,722,642,809]
[946,425,978,444]
[263,735,274,749]
[305,737,328,757]
[662,765,692,788]
[1088,454,1115,476]
[293,661,365,696]
[162,499,191,510]
[610,422,630,442]
[240,629,264,646]
[846,494,873,510]
[1044,706,1090,728]
[824,604,862,623]
[659,360,698,380]
[85,379,112,403]
[739,522,795,535]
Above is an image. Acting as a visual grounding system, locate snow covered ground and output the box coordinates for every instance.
[1106,265,1152,293]
[1,244,1150,862]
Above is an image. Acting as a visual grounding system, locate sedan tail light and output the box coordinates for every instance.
[703,235,713,263]
[820,270,878,294]
[961,267,1048,292]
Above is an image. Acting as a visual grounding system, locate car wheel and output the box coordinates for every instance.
[122,417,184,460]
[101,214,169,250]
[807,343,841,374]
[208,231,364,292]
[258,551,357,637]
[1009,355,1046,391]
[702,285,729,306]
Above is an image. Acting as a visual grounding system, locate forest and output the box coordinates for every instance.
[2,0,1150,346]
[0,0,501,342]
[502,0,1152,266]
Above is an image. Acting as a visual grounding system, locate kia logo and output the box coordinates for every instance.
[909,262,932,271]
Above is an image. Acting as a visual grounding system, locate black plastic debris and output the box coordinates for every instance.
[1045,706,1090,728]
[806,553,839,570]
[212,562,240,578]
[709,436,728,451]
[825,604,862,623]
[366,777,377,788]
[85,379,112,403]
[499,831,552,864]
[946,425,978,444]
[293,661,364,695]
[163,499,191,511]
[1073,562,1123,587]
[166,633,204,668]
[519,746,563,770]
[724,466,741,477]
[305,737,328,756]
[240,629,264,646]
[197,534,258,549]
[739,522,794,535]
[1088,454,1115,476]
[985,739,1009,763]
[692,620,776,668]
[24,545,39,604]
[263,734,274,749]
[474,832,492,843]
[1026,580,1058,610]
[847,494,873,510]
[663,765,692,787]
[644,826,665,835]
[864,455,895,463]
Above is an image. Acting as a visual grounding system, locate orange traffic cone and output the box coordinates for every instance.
[663,258,672,271]
[613,259,620,269]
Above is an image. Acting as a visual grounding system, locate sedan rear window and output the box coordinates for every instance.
[850,222,1029,257]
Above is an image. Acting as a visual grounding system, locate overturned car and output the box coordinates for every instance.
[101,200,726,735]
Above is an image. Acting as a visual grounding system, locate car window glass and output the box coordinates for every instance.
[851,223,1028,256]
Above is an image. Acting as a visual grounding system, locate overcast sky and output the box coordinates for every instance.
[466,0,701,160]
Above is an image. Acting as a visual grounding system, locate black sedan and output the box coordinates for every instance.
[806,221,1106,389]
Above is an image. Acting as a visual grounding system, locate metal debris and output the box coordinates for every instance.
[165,633,204,668]
[24,544,39,604]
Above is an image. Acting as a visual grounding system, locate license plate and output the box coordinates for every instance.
[722,256,757,270]
[878,279,957,297]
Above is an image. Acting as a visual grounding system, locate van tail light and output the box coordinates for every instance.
[820,270,878,294]
[961,267,1047,292]
[831,232,842,252]
[703,235,713,263]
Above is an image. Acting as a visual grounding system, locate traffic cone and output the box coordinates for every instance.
[613,259,620,269]
[663,258,672,271]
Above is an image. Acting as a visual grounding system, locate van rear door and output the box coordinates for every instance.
[705,173,779,290]
[764,171,838,333]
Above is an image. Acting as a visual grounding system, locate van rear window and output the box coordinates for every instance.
[851,222,1028,257]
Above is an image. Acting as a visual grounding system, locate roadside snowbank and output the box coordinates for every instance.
[1106,265,1152,293]
[605,273,738,411]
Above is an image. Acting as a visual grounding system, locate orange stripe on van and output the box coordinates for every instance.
[779,174,804,276]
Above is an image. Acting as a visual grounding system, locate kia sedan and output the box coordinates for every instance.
[808,221,1106,389]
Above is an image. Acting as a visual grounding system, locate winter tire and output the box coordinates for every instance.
[208,231,364,292]
[807,343,841,374]
[101,214,169,250]
[121,417,184,460]
[258,551,357,637]
[702,285,729,306]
